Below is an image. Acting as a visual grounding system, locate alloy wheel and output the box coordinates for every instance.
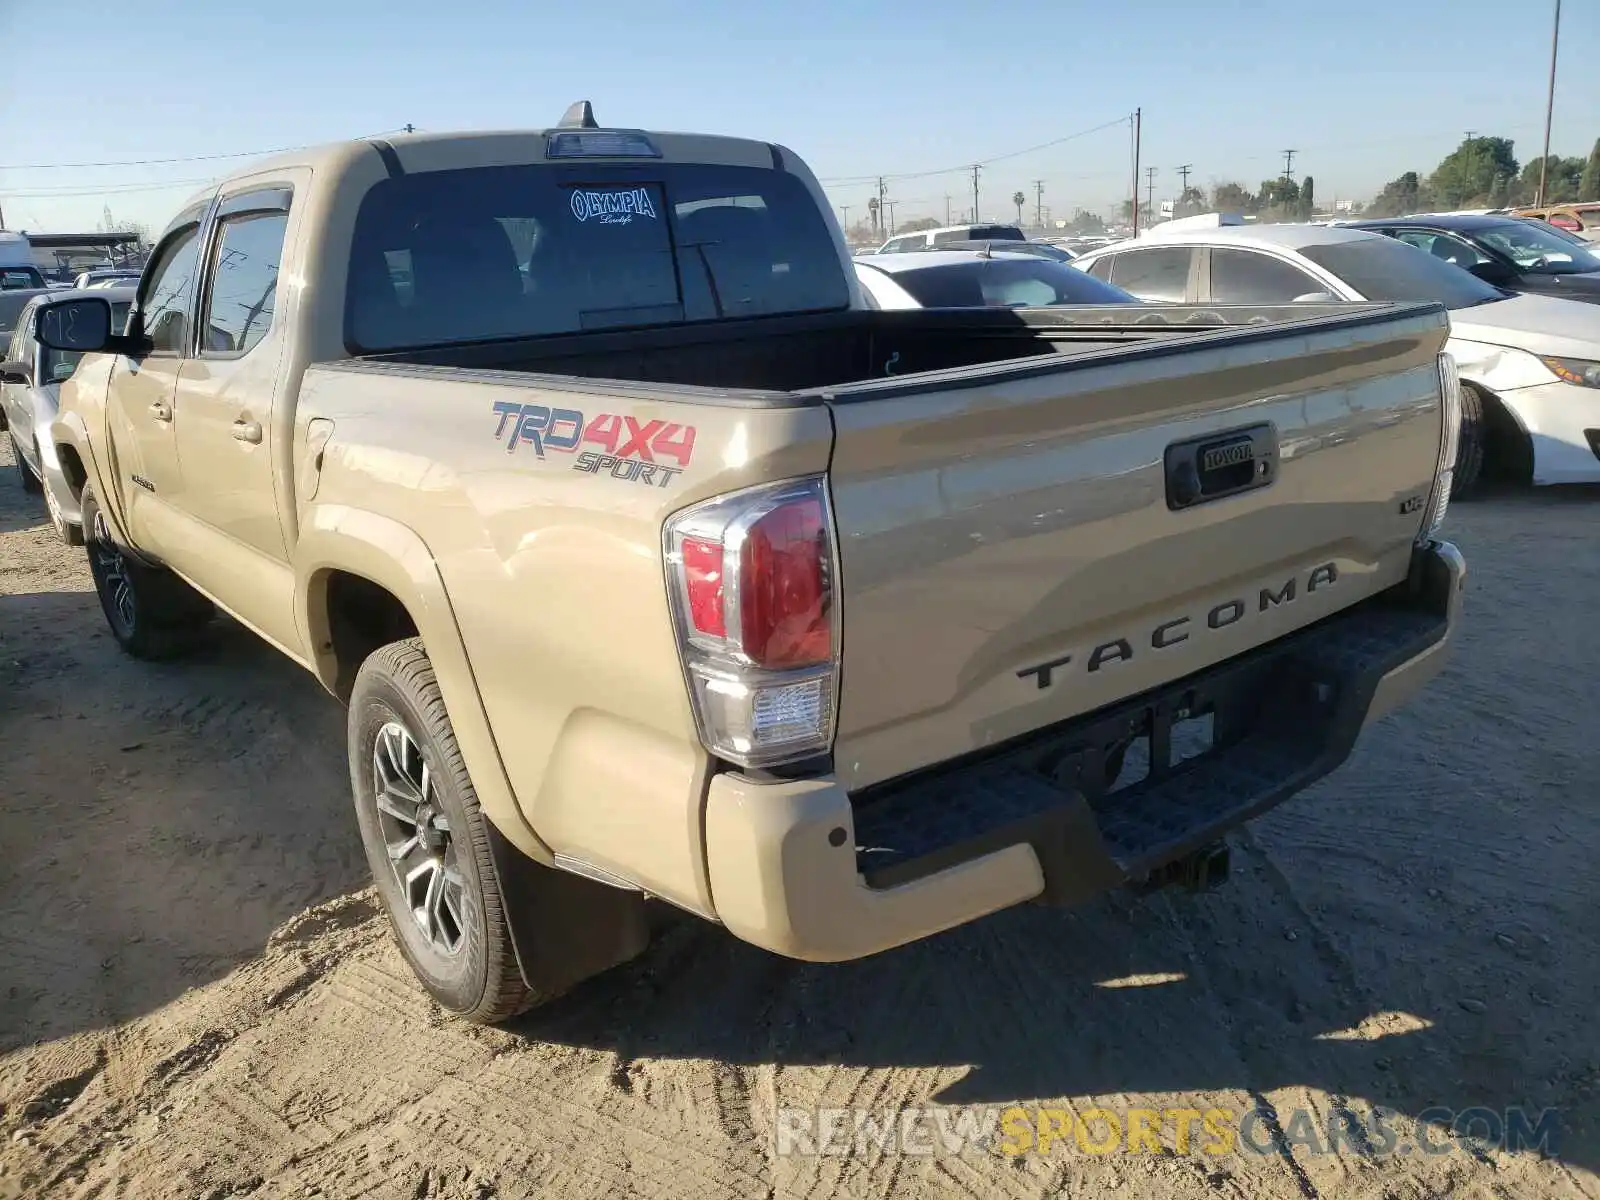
[372,720,469,955]
[90,510,135,633]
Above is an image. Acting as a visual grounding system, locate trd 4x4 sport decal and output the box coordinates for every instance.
[491,401,696,488]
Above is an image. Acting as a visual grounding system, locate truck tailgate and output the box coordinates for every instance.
[821,305,1450,792]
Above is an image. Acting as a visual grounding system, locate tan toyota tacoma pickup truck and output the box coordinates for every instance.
[35,103,1466,1023]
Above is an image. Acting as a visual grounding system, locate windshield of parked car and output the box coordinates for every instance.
[1,267,44,291]
[39,301,132,382]
[345,162,851,353]
[886,256,1140,308]
[1298,238,1505,310]
[1471,220,1600,274]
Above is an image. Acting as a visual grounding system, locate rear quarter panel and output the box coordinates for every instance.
[296,363,833,914]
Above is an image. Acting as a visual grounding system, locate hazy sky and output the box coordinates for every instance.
[1,0,1594,235]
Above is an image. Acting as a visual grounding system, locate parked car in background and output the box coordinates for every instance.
[1511,202,1600,243]
[0,286,135,542]
[0,287,55,341]
[1073,220,1600,491]
[73,268,143,290]
[917,238,1077,262]
[1345,214,1600,306]
[854,249,1140,309]
[875,222,1026,253]
[0,232,47,291]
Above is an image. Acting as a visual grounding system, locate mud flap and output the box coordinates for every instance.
[483,821,651,997]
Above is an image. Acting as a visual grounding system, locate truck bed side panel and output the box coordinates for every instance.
[295,363,834,912]
[824,307,1450,792]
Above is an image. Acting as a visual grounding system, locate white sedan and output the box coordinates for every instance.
[854,249,1140,311]
[1073,221,1600,489]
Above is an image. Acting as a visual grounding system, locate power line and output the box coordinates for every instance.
[0,128,415,172]
[0,176,219,199]
[0,145,304,171]
[817,114,1132,186]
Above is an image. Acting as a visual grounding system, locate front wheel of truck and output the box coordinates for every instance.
[348,638,537,1024]
[81,484,214,660]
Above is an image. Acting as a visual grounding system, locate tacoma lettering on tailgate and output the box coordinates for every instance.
[491,401,695,488]
[1017,562,1340,691]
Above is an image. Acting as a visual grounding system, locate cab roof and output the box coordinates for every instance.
[178,106,795,214]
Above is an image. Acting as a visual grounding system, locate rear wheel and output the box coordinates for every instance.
[81,484,213,659]
[9,433,41,495]
[348,638,538,1024]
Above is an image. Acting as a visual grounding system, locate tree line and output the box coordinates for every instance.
[1361,134,1600,217]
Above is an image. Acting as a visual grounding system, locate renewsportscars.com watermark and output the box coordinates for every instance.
[773,1104,1561,1160]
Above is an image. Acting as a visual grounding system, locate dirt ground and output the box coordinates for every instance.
[1,434,1597,1200]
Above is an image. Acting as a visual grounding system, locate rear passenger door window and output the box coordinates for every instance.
[1207,248,1326,303]
[1105,247,1193,302]
[200,209,290,357]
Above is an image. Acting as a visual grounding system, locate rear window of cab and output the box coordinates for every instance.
[345,162,851,352]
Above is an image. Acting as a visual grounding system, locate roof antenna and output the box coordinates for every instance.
[558,100,599,129]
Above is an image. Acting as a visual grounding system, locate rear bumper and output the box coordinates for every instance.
[704,539,1465,962]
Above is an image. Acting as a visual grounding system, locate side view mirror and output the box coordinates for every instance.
[35,297,115,353]
[1291,291,1338,303]
[0,359,33,385]
[1466,260,1517,286]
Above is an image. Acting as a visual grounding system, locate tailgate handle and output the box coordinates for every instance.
[1164,422,1277,511]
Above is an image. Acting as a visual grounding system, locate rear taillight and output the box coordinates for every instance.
[1418,352,1462,545]
[664,476,839,768]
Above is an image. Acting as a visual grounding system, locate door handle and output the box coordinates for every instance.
[232,418,263,445]
[149,401,171,422]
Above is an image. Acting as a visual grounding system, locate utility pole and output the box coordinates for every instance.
[1281,149,1297,180]
[886,200,897,234]
[404,123,415,134]
[1130,108,1142,237]
[1537,0,1561,206]
[877,177,887,233]
[0,199,6,230]
[944,194,952,224]
[1034,179,1045,231]
[971,164,981,224]
[1145,166,1157,220]
[1177,164,1193,196]
[840,205,850,233]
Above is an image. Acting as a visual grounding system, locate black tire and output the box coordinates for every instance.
[1450,382,1487,497]
[80,484,214,660]
[40,442,83,546]
[10,433,42,495]
[348,638,537,1023]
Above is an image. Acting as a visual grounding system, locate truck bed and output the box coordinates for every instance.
[349,302,1414,398]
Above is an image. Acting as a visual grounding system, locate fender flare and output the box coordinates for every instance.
[50,409,131,539]
[294,504,553,865]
